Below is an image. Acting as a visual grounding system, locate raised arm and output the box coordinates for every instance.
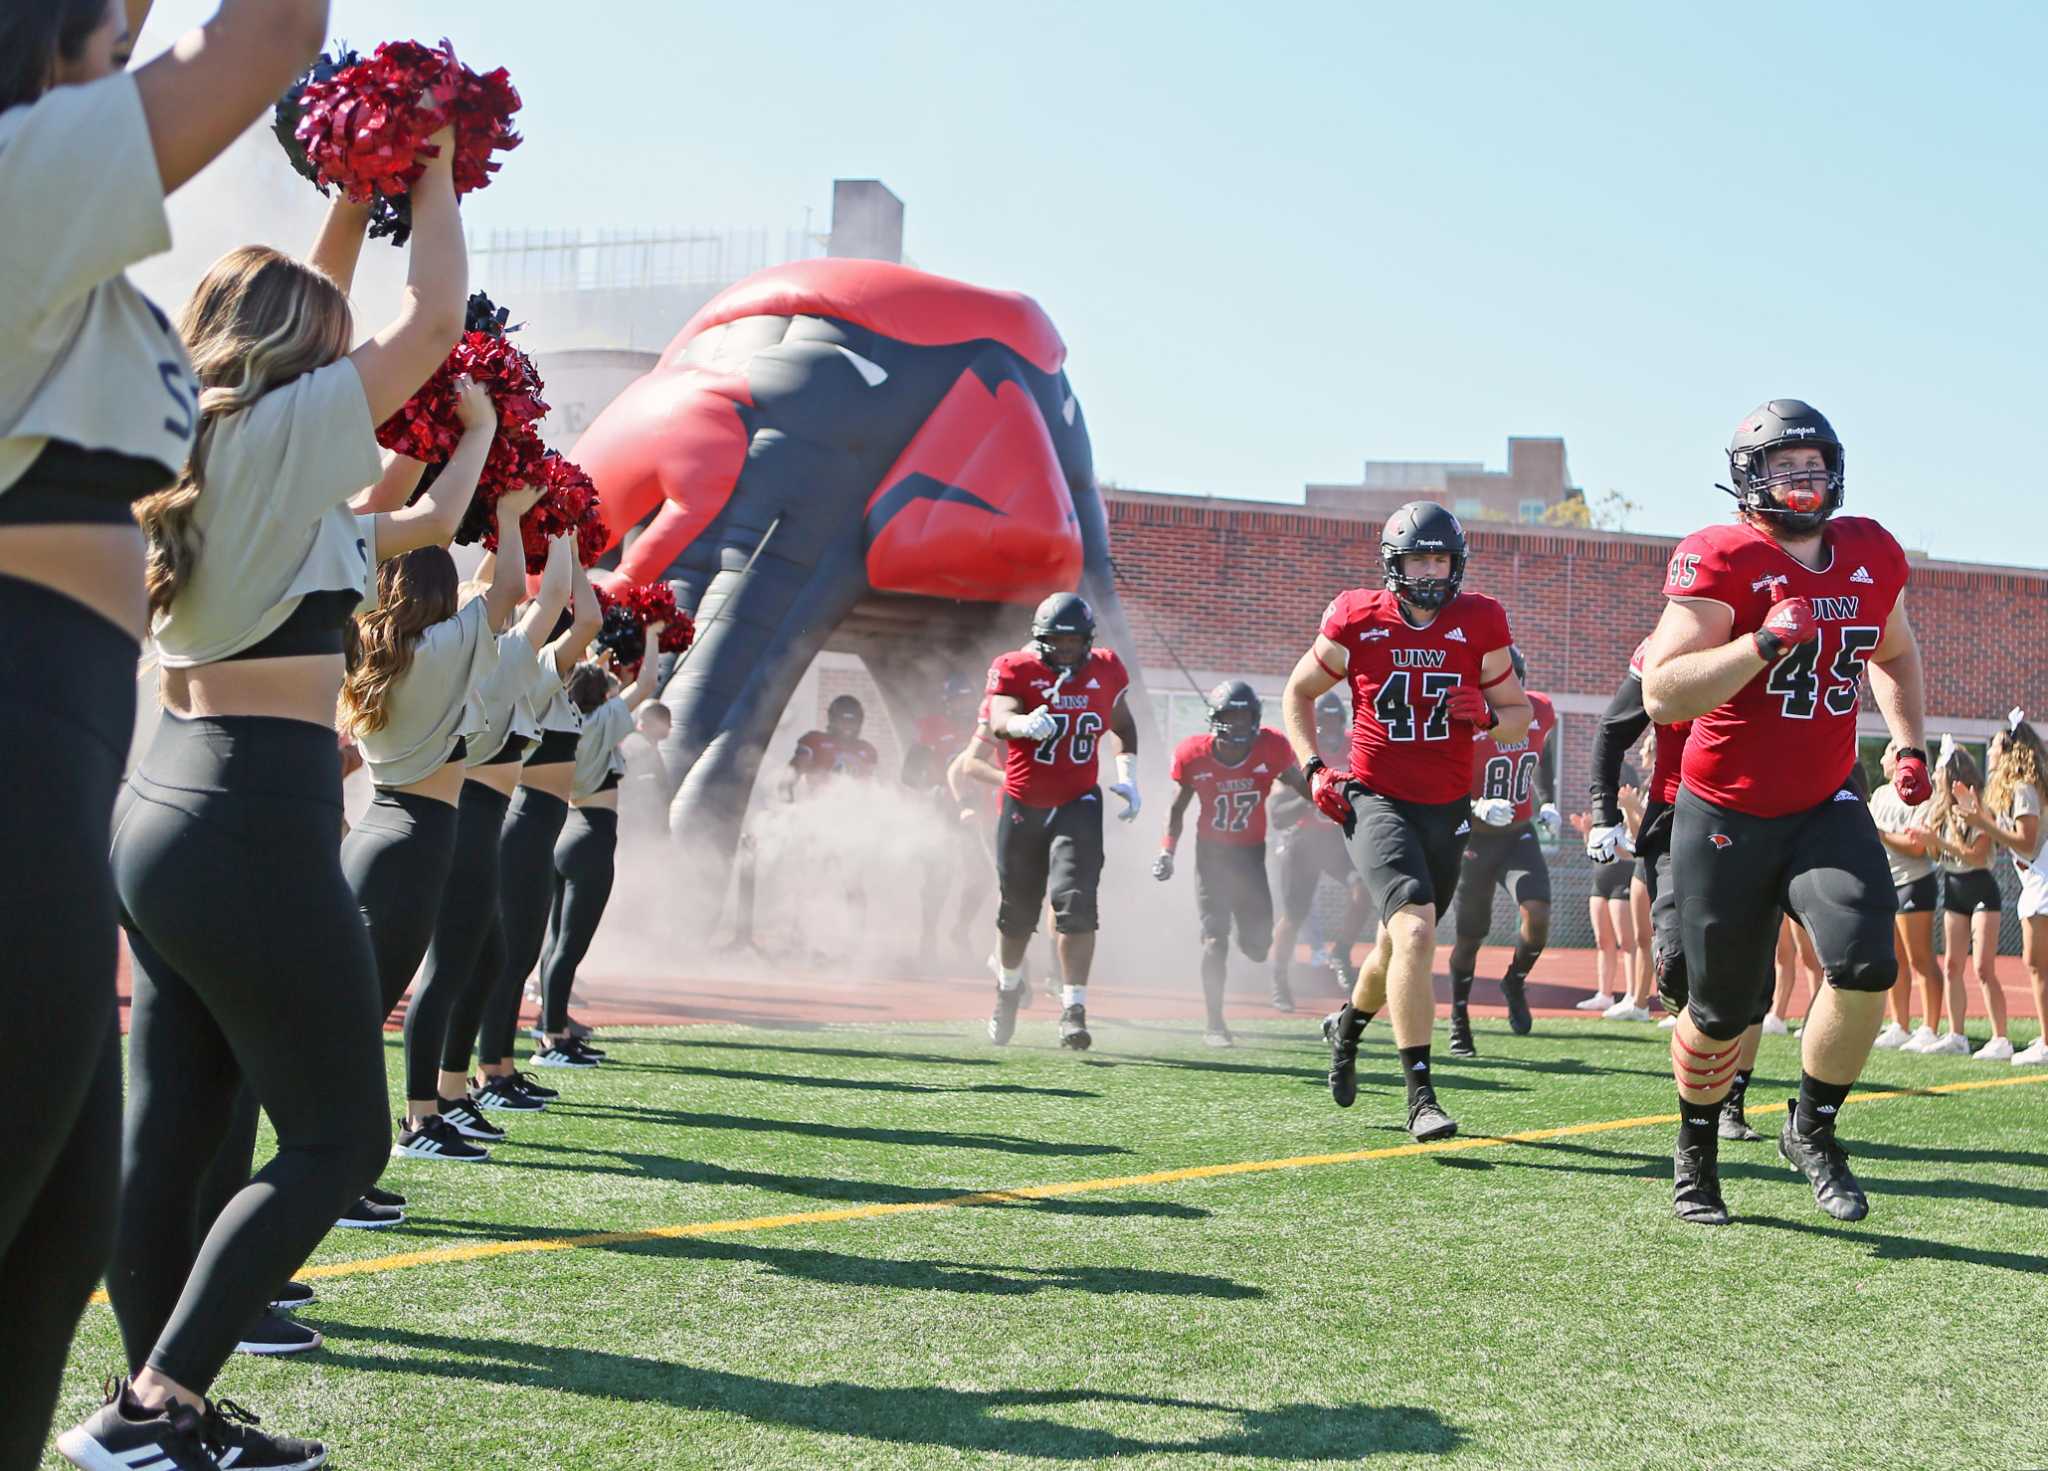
[621,625,665,712]
[480,490,544,631]
[307,195,371,296]
[134,0,329,196]
[509,537,574,652]
[350,453,425,515]
[372,377,497,557]
[348,124,466,425]
[546,559,602,677]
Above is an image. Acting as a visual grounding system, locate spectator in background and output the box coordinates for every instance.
[1868,739,1942,1049]
[1956,717,2046,1062]
[1767,916,1821,1035]
[1918,743,2000,1056]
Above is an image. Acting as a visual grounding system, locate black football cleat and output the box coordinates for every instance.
[1406,1094,1457,1142]
[988,983,1025,1046]
[1779,1103,1869,1221]
[1057,1004,1092,1051]
[1673,1142,1731,1225]
[1327,1010,1359,1108]
[1447,1005,1477,1059]
[1320,1008,1343,1045]
[1500,975,1533,1036]
[1718,1095,1762,1142]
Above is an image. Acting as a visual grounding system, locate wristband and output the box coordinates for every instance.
[1303,756,1327,781]
[1115,753,1138,785]
[1753,628,1786,662]
[1161,831,1179,855]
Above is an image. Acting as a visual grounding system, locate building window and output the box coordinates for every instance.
[1454,498,1483,519]
[1519,499,1547,523]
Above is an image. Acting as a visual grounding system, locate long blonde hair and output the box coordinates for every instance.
[339,549,458,736]
[1927,743,1982,845]
[138,246,354,616]
[1986,721,2048,822]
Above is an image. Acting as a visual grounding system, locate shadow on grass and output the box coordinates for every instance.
[597,1060,1096,1100]
[1076,1050,1529,1094]
[625,1036,1001,1068]
[322,1326,1460,1459]
[1743,1214,2048,1275]
[480,1144,1208,1220]
[554,1103,1130,1158]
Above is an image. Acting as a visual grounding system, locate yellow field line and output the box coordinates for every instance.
[87,1070,2048,1302]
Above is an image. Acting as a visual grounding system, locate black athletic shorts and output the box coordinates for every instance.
[996,788,1105,936]
[1342,788,1471,923]
[1895,872,1938,914]
[1453,822,1551,940]
[1632,798,1674,895]
[1940,868,2001,915]
[1195,840,1274,958]
[1591,859,1634,901]
[1278,821,1354,922]
[1672,784,1896,1041]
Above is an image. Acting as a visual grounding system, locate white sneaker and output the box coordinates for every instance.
[1760,1012,1790,1036]
[1972,1036,2015,1062]
[1899,1025,1940,1053]
[1658,1014,1680,1029]
[2012,1037,2048,1065]
[1928,1031,1972,1056]
[1576,992,1616,1012]
[1603,1000,1650,1021]
[1873,1021,1911,1049]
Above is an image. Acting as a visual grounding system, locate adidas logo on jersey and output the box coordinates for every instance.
[1254,764,1269,773]
[1850,565,1874,584]
[1445,628,1466,642]
[1085,678,1101,689]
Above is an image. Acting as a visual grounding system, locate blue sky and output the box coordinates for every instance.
[138,1,2047,565]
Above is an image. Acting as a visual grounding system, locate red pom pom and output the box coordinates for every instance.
[292,40,458,204]
[471,425,549,560]
[374,328,548,465]
[447,63,522,196]
[593,580,693,674]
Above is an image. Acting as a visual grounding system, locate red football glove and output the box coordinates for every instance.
[1893,747,1932,806]
[1445,683,1494,728]
[1311,766,1356,832]
[1753,597,1818,662]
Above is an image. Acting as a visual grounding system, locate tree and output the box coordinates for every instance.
[1543,488,1639,531]
[1540,492,1590,528]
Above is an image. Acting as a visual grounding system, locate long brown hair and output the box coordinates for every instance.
[138,246,354,616]
[1986,721,2048,823]
[1927,743,1982,846]
[339,549,458,736]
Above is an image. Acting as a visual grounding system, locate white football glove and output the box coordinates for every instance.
[1474,797,1516,827]
[1013,706,1059,744]
[1585,822,1625,864]
[1537,802,1561,837]
[1111,753,1142,823]
[1151,852,1174,882]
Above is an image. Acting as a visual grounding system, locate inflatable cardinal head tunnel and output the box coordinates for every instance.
[574,257,1148,861]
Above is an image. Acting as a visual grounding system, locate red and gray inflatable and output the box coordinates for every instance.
[575,257,1146,855]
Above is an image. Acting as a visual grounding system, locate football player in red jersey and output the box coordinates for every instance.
[983,593,1141,1050]
[1153,681,1309,1047]
[904,673,988,969]
[1283,502,1532,1142]
[778,694,880,799]
[1641,400,1929,1226]
[1447,646,1559,1058]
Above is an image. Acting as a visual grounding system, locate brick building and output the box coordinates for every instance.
[1305,437,1577,525]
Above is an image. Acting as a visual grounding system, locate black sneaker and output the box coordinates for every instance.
[235,1307,322,1356]
[1406,1094,1458,1142]
[502,1068,559,1101]
[569,1037,607,1058]
[1269,973,1296,1013]
[1447,1005,1477,1059]
[334,1195,403,1230]
[1718,1095,1762,1142]
[364,1184,407,1209]
[57,1379,217,1471]
[270,1280,315,1311]
[1058,1004,1093,1051]
[202,1398,327,1471]
[564,1014,596,1040]
[1500,975,1533,1036]
[473,1074,547,1112]
[1327,1008,1359,1108]
[988,982,1026,1046]
[532,1041,599,1070]
[1778,1103,1869,1221]
[392,1114,489,1162]
[531,1027,606,1057]
[1673,1142,1730,1225]
[438,1094,507,1141]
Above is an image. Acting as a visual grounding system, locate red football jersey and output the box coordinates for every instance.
[792,731,878,786]
[1470,691,1555,823]
[1320,588,1514,804]
[1628,638,1690,807]
[916,711,974,755]
[985,647,1130,808]
[1171,727,1295,847]
[1662,515,1907,817]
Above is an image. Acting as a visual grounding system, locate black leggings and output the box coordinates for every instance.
[479,783,571,1064]
[407,781,511,1100]
[344,789,461,1018]
[540,806,619,1033]
[0,577,132,1471]
[109,713,388,1393]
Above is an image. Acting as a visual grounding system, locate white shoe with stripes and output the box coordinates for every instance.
[390,1113,489,1162]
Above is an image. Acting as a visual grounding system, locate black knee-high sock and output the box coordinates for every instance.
[1502,935,1543,985]
[1449,957,1475,1009]
[1677,1091,1720,1156]
[1726,1068,1753,1110]
[1398,1045,1435,1104]
[1794,1073,1851,1135]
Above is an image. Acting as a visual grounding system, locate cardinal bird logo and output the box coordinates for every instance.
[1709,833,1734,850]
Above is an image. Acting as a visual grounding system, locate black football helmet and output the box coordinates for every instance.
[1722,399,1843,535]
[1030,592,1095,669]
[827,694,864,738]
[1314,692,1348,750]
[1380,501,1467,611]
[1206,679,1261,745]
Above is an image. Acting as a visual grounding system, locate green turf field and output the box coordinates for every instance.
[49,1014,2048,1471]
